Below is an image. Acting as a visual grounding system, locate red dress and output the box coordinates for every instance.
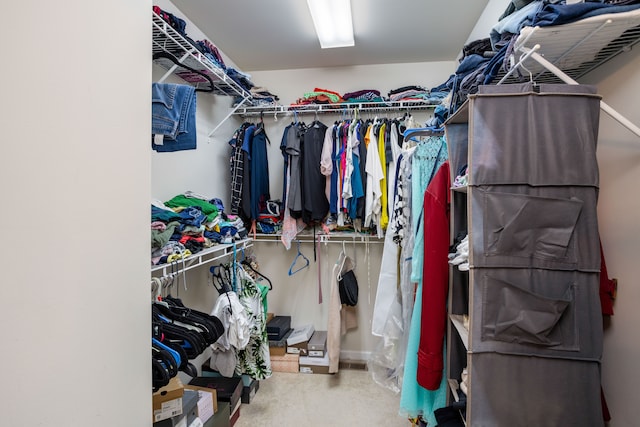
[416,161,451,390]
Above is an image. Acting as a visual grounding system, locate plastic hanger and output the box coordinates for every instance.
[288,240,310,275]
[241,260,273,290]
[337,241,348,274]
[152,51,215,93]
[403,126,444,143]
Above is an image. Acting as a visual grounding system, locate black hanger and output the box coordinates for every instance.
[209,264,232,295]
[241,260,273,290]
[153,51,215,93]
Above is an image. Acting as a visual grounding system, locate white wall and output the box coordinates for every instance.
[583,46,640,427]
[252,61,456,106]
[0,1,151,426]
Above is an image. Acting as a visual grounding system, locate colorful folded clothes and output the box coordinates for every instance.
[342,89,383,102]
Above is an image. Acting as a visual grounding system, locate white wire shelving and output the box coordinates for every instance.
[234,99,441,119]
[152,11,255,137]
[151,238,253,276]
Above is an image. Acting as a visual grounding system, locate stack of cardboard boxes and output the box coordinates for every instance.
[267,314,331,375]
[153,314,334,426]
[153,377,221,427]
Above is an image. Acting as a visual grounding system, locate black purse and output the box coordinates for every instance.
[338,269,359,306]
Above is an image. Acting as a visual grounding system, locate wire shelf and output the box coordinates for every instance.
[496,9,640,85]
[234,99,441,117]
[152,11,252,100]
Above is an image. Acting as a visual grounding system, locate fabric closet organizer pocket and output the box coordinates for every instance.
[481,273,578,351]
[482,190,583,263]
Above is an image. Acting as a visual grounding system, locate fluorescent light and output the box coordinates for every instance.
[307,0,354,49]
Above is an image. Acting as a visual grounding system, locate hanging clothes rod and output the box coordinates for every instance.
[234,100,439,117]
[252,234,384,245]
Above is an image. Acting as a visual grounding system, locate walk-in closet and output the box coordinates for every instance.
[4,1,640,426]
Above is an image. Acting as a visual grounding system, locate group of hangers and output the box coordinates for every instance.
[151,259,188,301]
[209,247,274,295]
[153,51,216,93]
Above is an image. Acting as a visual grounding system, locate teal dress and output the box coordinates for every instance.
[400,134,448,426]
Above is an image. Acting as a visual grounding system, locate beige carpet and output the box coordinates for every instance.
[234,369,409,427]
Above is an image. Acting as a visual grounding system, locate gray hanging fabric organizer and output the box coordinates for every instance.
[464,83,604,426]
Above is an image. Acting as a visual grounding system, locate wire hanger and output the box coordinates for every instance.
[288,240,310,276]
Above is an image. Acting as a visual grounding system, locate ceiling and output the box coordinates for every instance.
[170,0,492,72]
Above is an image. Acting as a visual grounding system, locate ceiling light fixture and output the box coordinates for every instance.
[307,0,354,49]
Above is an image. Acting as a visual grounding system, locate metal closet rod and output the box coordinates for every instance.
[252,235,384,244]
[235,101,438,117]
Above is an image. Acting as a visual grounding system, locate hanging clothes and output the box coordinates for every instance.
[320,123,335,203]
[302,120,330,224]
[399,133,449,425]
[240,124,255,222]
[285,122,304,217]
[377,122,389,231]
[364,122,384,237]
[410,135,448,283]
[327,253,358,373]
[417,161,451,390]
[249,125,270,222]
[236,265,272,380]
[209,290,250,377]
[229,124,248,216]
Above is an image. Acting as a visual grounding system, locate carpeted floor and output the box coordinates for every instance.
[234,369,409,427]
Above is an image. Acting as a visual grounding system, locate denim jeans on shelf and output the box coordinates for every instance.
[152,83,197,152]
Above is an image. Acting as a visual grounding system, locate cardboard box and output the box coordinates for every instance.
[270,352,299,373]
[286,340,308,356]
[299,353,331,374]
[153,390,199,427]
[241,379,259,404]
[183,384,218,422]
[204,401,230,427]
[269,328,293,356]
[153,376,185,422]
[307,330,327,357]
[189,376,243,413]
[287,324,315,345]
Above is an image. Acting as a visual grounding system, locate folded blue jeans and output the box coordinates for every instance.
[152,83,197,152]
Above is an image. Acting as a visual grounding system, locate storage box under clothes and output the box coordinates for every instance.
[269,328,293,356]
[183,384,218,421]
[153,389,199,427]
[266,315,292,340]
[204,401,230,427]
[299,353,331,374]
[270,353,299,373]
[286,324,314,356]
[307,330,327,357]
[188,376,243,414]
[242,378,260,404]
[153,376,185,423]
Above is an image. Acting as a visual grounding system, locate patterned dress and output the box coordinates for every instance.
[235,266,272,380]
